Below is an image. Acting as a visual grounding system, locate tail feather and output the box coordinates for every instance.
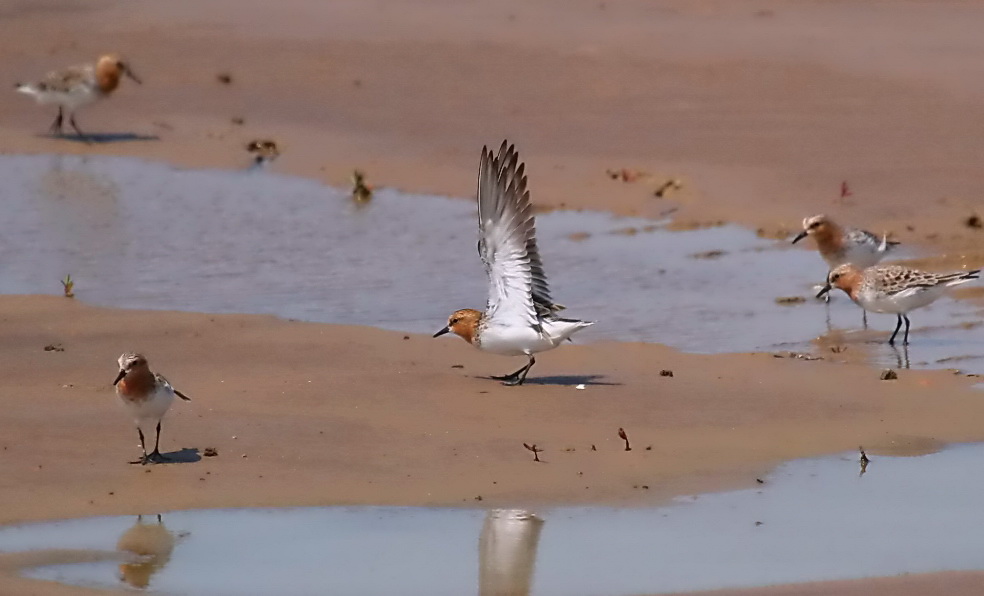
[545,318,594,344]
[940,269,980,287]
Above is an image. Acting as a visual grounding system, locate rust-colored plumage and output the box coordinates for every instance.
[446,308,483,345]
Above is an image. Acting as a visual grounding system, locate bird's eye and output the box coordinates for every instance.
[831,273,841,281]
[809,222,820,229]
[450,318,459,325]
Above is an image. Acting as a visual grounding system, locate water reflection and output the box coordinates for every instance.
[479,510,544,596]
[891,344,911,370]
[116,514,178,589]
[11,446,984,594]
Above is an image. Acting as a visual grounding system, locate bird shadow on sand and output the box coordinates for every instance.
[158,447,202,464]
[478,374,619,387]
[42,132,160,144]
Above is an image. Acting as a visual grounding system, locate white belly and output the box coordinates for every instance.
[858,287,944,314]
[477,325,557,356]
[26,87,97,111]
[476,319,592,356]
[119,386,175,429]
[824,245,885,270]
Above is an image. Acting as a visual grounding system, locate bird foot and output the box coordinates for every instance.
[490,372,525,386]
[129,451,170,465]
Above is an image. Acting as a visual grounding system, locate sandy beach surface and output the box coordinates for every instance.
[1,0,983,594]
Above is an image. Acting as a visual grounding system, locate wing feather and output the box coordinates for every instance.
[154,373,191,401]
[35,64,94,94]
[477,142,560,329]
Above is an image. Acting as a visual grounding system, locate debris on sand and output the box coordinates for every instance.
[618,428,631,451]
[879,369,898,381]
[690,249,726,260]
[523,443,543,462]
[839,181,853,201]
[203,447,218,457]
[965,214,982,229]
[659,369,674,377]
[216,72,233,85]
[653,178,683,198]
[351,169,373,204]
[774,296,806,306]
[246,139,280,165]
[605,168,647,183]
[43,343,64,352]
[756,226,794,240]
[773,351,823,361]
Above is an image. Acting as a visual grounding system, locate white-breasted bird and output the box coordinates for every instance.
[433,141,594,385]
[113,353,190,464]
[817,264,980,345]
[16,53,141,140]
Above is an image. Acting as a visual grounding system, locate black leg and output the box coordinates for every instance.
[862,309,868,329]
[490,355,536,386]
[68,113,91,143]
[491,363,531,383]
[48,107,63,134]
[903,315,911,345]
[129,428,149,464]
[148,421,170,463]
[888,314,903,345]
[515,356,535,385]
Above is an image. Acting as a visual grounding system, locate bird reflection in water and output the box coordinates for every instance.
[479,509,544,596]
[116,514,180,589]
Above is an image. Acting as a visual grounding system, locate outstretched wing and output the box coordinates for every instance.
[477,142,560,329]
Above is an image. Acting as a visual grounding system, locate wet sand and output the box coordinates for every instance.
[0,0,983,266]
[1,296,984,594]
[1,0,984,593]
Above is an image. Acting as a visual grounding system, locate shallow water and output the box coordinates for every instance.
[0,154,980,373]
[4,444,984,594]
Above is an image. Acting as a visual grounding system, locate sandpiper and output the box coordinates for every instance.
[433,141,594,385]
[16,54,141,140]
[113,353,190,464]
[817,264,979,344]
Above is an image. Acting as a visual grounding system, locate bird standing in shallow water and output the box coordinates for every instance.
[433,141,594,386]
[113,353,190,464]
[792,214,899,271]
[817,264,980,345]
[16,54,142,141]
[792,214,899,325]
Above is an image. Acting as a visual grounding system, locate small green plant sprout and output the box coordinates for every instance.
[61,275,75,298]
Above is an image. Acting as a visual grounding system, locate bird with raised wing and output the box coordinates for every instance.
[113,353,190,464]
[16,54,141,140]
[433,142,594,386]
[817,264,979,345]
